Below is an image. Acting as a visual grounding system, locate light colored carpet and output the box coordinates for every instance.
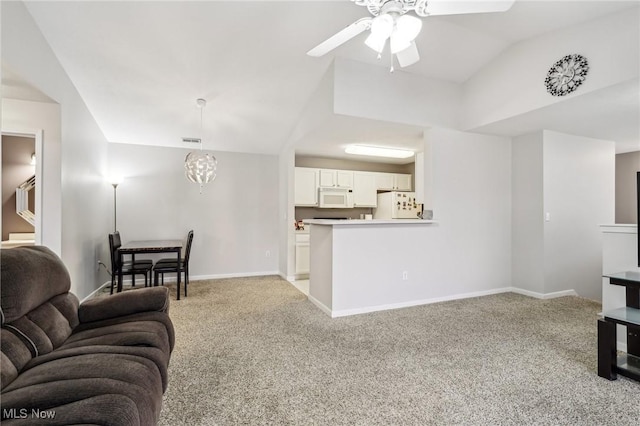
[150,276,640,425]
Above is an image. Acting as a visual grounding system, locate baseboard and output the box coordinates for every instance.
[158,270,281,283]
[88,274,579,318]
[81,280,111,303]
[280,273,296,283]
[329,287,513,318]
[85,271,281,301]
[316,287,581,318]
[509,287,579,299]
[307,294,333,317]
[287,280,309,296]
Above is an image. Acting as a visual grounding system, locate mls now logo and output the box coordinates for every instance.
[3,408,56,420]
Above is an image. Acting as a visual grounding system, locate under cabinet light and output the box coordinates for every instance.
[345,145,415,159]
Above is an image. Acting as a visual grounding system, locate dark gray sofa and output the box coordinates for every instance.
[1,246,174,425]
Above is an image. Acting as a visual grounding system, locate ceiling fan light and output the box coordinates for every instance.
[395,14,422,42]
[390,33,411,54]
[370,14,394,38]
[396,41,420,67]
[345,145,415,159]
[365,32,387,53]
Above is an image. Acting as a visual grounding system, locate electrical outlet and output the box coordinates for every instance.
[97,260,101,271]
[265,250,271,258]
[402,271,408,280]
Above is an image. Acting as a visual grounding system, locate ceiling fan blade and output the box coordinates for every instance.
[420,0,515,17]
[307,17,372,57]
[396,42,420,68]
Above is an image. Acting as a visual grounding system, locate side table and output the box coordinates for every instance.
[598,271,640,381]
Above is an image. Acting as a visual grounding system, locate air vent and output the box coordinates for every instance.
[182,137,201,144]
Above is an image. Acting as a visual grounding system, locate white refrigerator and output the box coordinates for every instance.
[373,191,423,219]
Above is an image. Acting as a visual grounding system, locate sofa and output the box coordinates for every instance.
[1,246,175,425]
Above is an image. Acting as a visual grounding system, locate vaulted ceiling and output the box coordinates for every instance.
[10,0,640,158]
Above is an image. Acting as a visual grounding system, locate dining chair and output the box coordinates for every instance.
[111,231,153,278]
[108,232,153,294]
[153,230,194,297]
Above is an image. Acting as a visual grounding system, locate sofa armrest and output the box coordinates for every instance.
[78,286,170,323]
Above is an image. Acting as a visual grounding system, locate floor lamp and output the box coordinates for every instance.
[111,177,122,232]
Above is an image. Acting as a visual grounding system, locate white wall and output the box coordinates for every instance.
[2,1,111,300]
[511,131,615,301]
[512,132,545,294]
[425,127,512,291]
[287,63,335,147]
[108,143,279,278]
[309,129,512,316]
[333,58,462,129]
[279,146,295,279]
[543,130,615,300]
[462,8,639,130]
[281,66,335,279]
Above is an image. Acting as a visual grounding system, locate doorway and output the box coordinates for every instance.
[1,133,41,247]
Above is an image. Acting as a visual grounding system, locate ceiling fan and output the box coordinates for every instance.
[307,0,515,69]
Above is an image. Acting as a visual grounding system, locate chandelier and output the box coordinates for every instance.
[184,98,217,193]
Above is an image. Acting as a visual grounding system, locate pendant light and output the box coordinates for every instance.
[184,98,217,193]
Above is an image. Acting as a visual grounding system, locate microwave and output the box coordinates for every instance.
[318,187,354,209]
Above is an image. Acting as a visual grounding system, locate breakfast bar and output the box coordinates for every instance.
[304,219,439,317]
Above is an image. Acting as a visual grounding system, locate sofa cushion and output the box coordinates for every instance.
[1,246,72,324]
[23,344,171,392]
[1,394,140,426]
[7,294,79,355]
[1,247,80,390]
[58,312,175,390]
[1,352,163,425]
[0,332,31,390]
[79,286,170,323]
[72,310,175,352]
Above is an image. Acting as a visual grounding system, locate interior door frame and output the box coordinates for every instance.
[1,128,43,245]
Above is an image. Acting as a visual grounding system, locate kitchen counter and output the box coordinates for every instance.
[304,219,436,226]
[304,219,452,318]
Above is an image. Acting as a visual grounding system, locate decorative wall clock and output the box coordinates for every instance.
[544,54,589,96]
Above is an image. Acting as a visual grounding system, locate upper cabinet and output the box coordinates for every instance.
[375,173,412,191]
[374,172,394,191]
[294,167,319,207]
[395,174,412,191]
[295,167,412,207]
[352,172,377,207]
[319,169,353,188]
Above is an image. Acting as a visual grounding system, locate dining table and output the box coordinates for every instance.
[118,239,184,299]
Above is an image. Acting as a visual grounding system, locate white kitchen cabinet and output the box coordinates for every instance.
[375,173,395,190]
[374,172,412,191]
[336,170,354,188]
[394,173,412,191]
[319,169,353,188]
[352,172,377,207]
[318,170,335,187]
[295,232,310,276]
[295,167,319,206]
